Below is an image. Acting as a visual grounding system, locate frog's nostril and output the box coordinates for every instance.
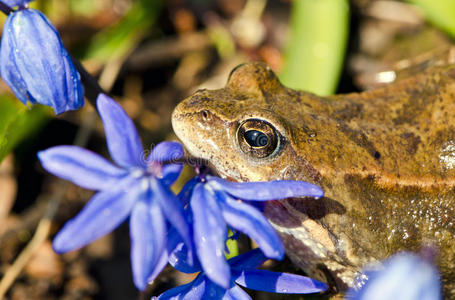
[201,110,210,121]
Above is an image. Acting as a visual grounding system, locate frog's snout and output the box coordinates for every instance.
[170,100,187,141]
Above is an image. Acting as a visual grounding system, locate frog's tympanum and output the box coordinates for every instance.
[172,62,455,298]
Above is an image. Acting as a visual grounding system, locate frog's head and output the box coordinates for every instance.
[172,63,361,288]
[172,62,318,182]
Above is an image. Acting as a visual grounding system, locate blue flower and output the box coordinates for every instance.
[154,248,328,299]
[1,0,32,8]
[172,173,323,288]
[38,94,191,290]
[347,252,442,300]
[0,8,84,114]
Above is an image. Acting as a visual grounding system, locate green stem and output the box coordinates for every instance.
[280,0,350,96]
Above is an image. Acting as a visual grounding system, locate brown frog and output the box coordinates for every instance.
[172,62,455,298]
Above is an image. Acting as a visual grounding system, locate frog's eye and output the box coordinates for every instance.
[237,119,280,158]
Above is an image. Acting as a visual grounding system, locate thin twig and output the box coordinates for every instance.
[125,32,211,70]
[0,2,13,15]
[0,182,68,299]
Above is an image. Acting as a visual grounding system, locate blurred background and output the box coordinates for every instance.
[0,0,454,299]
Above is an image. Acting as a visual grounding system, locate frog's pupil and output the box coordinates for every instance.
[244,130,268,147]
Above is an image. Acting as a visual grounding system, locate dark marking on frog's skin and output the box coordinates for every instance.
[400,132,421,155]
[333,102,364,121]
[336,122,380,160]
[172,62,455,298]
[286,197,346,220]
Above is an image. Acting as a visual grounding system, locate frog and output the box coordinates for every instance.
[171,62,455,298]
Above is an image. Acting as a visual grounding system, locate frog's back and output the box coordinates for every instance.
[283,64,455,297]
[283,64,455,188]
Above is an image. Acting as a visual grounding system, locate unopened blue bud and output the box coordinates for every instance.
[0,8,84,114]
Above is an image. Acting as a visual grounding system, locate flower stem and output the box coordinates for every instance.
[70,55,106,108]
[0,2,13,15]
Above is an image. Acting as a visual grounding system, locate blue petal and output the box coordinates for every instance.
[167,227,201,274]
[228,248,268,269]
[207,176,323,200]
[96,94,144,168]
[130,196,166,291]
[155,274,206,300]
[0,9,83,114]
[60,41,84,113]
[147,141,184,163]
[218,192,284,260]
[147,249,169,284]
[203,281,231,299]
[347,253,442,300]
[233,269,328,294]
[190,183,230,288]
[1,1,33,7]
[180,277,207,300]
[151,177,192,260]
[147,141,184,185]
[161,163,183,186]
[177,177,198,206]
[52,177,139,253]
[224,285,252,300]
[38,146,127,191]
[0,14,28,104]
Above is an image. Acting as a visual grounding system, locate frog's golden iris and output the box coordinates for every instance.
[237,119,280,158]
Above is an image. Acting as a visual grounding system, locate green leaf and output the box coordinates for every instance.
[225,229,239,259]
[279,0,350,96]
[406,0,455,39]
[69,0,97,16]
[0,95,50,163]
[85,0,163,62]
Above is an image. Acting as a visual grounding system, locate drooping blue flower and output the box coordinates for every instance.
[0,8,84,114]
[154,248,328,300]
[1,0,33,8]
[38,94,191,290]
[171,173,323,289]
[347,252,442,300]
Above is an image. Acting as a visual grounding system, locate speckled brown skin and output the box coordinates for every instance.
[172,62,455,298]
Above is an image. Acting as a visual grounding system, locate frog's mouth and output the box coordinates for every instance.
[193,157,245,183]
